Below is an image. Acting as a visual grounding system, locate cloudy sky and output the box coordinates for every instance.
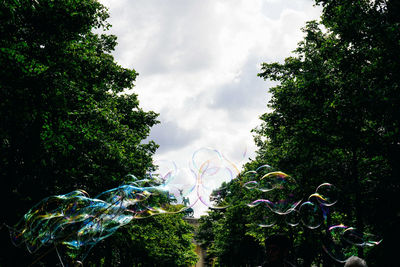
[99,0,322,216]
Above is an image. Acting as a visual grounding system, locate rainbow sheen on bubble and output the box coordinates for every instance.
[9,152,383,266]
[285,209,300,227]
[9,148,245,264]
[321,225,382,263]
[299,201,324,229]
[191,147,240,209]
[315,183,338,206]
[241,163,382,263]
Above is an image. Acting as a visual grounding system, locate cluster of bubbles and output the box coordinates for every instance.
[8,148,382,264]
[242,165,382,263]
[9,180,175,263]
[8,148,240,263]
[147,147,240,211]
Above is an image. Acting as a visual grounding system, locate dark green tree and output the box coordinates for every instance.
[254,0,400,265]
[198,1,400,266]
[196,179,267,267]
[0,0,202,266]
[87,210,198,267]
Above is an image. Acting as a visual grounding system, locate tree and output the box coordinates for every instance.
[198,1,400,266]
[86,211,198,267]
[254,0,400,265]
[196,179,267,267]
[0,0,181,265]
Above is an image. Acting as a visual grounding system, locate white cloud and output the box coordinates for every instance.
[100,0,322,217]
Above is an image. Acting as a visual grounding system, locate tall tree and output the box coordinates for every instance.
[198,0,400,266]
[255,0,400,265]
[0,0,173,265]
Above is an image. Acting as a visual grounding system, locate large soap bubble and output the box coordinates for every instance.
[191,147,240,209]
[9,148,244,265]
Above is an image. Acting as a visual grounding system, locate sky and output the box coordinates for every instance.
[99,0,322,217]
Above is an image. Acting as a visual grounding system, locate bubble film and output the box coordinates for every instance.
[315,183,338,207]
[9,152,382,265]
[9,148,244,264]
[321,225,382,263]
[299,201,324,229]
[242,164,382,262]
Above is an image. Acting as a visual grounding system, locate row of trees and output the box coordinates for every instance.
[1,0,197,266]
[197,0,400,266]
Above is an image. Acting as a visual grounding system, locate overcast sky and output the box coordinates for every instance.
[99,0,322,216]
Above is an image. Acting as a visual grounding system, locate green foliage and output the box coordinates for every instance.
[0,0,196,266]
[255,1,400,265]
[198,1,400,266]
[86,213,198,267]
[196,178,267,267]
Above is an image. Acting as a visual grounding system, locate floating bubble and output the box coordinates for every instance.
[159,167,196,208]
[149,160,178,185]
[258,213,277,228]
[299,201,324,229]
[197,181,230,210]
[191,147,223,174]
[285,209,300,227]
[247,200,277,227]
[9,182,184,264]
[255,164,273,174]
[315,183,338,206]
[242,170,258,183]
[342,227,383,247]
[9,151,383,266]
[322,225,358,263]
[247,199,273,209]
[260,172,302,215]
[243,180,258,190]
[193,148,240,209]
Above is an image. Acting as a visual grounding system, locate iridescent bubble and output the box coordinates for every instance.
[247,200,277,227]
[243,180,258,190]
[194,148,239,209]
[258,213,277,228]
[247,199,273,209]
[260,172,302,215]
[315,183,338,206]
[242,170,258,182]
[342,227,383,247]
[241,165,274,192]
[159,167,196,210]
[9,149,383,266]
[150,159,178,185]
[191,147,223,174]
[285,209,300,227]
[299,201,324,229]
[9,182,184,264]
[322,225,358,263]
[255,164,273,174]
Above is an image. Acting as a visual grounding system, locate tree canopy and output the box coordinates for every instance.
[0,0,197,266]
[198,1,400,266]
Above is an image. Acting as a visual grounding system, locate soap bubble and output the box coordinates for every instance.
[299,201,324,229]
[285,209,300,227]
[247,200,277,227]
[322,225,359,263]
[9,152,382,266]
[192,147,240,209]
[315,183,338,206]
